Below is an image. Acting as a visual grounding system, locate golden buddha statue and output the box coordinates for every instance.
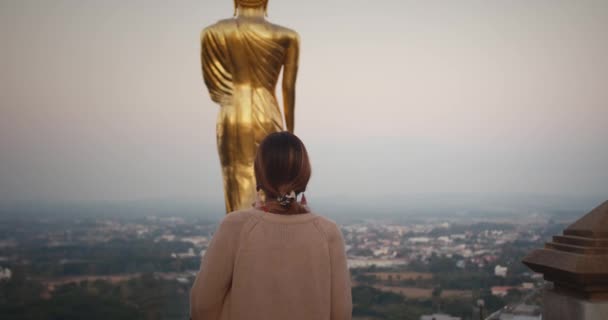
[201,0,300,213]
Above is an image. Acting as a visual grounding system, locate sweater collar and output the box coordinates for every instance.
[251,208,318,224]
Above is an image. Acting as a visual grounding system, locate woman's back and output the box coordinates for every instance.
[190,208,352,320]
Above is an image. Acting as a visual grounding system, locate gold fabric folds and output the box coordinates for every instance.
[202,20,286,213]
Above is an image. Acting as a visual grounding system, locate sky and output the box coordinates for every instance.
[1,0,607,206]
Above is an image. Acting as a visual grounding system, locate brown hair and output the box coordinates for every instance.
[254,131,311,214]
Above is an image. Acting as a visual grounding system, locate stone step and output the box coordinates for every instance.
[545,242,608,255]
[553,235,608,247]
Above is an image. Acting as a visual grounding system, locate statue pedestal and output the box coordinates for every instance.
[523,200,608,320]
[543,287,608,320]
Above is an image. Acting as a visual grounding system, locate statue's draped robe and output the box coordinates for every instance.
[202,20,285,213]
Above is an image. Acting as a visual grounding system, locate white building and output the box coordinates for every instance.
[347,258,407,268]
[180,236,209,247]
[495,265,508,277]
[420,313,461,320]
[495,304,542,320]
[172,248,196,259]
[450,234,467,240]
[437,236,452,243]
[0,267,11,281]
[409,237,431,244]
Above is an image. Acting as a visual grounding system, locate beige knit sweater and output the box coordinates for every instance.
[190,207,352,320]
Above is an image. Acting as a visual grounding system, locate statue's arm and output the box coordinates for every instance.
[200,30,215,102]
[282,33,300,133]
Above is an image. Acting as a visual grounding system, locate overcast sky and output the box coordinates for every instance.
[1,0,607,206]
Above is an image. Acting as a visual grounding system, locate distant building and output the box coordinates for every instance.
[498,315,540,320]
[420,313,460,320]
[373,247,389,256]
[409,237,431,243]
[172,248,196,259]
[0,267,11,281]
[347,258,407,268]
[491,286,515,297]
[495,304,542,320]
[437,236,452,243]
[180,236,209,247]
[521,282,534,290]
[155,234,176,242]
[449,234,467,240]
[495,264,508,277]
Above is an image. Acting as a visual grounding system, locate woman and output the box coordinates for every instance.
[190,132,352,320]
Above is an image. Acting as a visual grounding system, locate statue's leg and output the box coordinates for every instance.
[217,102,257,213]
[216,89,281,213]
[217,107,237,214]
[233,161,256,211]
[220,164,234,213]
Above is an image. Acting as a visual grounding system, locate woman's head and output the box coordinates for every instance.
[254,131,311,213]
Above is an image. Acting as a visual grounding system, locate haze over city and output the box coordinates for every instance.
[1,0,607,209]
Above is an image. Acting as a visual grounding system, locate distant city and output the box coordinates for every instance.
[0,197,595,319]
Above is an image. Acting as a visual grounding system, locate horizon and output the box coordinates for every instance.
[1,192,604,224]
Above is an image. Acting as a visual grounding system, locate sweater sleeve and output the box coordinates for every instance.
[328,223,353,320]
[190,219,240,320]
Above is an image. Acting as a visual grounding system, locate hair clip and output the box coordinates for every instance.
[277,190,296,207]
